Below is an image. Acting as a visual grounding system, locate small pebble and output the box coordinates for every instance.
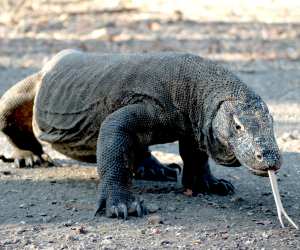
[64,220,73,227]
[152,228,161,234]
[221,233,229,240]
[161,240,172,246]
[148,215,163,225]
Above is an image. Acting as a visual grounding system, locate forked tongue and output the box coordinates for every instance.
[268,170,299,229]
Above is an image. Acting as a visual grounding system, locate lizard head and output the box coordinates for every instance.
[211,98,282,177]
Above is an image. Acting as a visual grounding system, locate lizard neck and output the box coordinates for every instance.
[171,55,254,154]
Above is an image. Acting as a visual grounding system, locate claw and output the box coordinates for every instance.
[41,154,56,167]
[112,206,119,218]
[119,203,128,220]
[136,203,142,217]
[191,176,235,196]
[14,159,20,168]
[14,158,26,168]
[25,157,34,168]
[33,155,42,166]
[7,153,55,168]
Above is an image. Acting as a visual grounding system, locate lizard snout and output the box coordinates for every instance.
[254,149,282,171]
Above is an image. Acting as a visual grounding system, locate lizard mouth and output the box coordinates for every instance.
[244,165,278,177]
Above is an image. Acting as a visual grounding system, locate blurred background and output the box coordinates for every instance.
[0,0,299,70]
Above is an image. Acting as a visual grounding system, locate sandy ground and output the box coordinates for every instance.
[0,0,300,249]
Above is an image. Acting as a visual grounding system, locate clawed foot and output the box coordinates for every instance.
[188,175,234,196]
[134,154,181,182]
[95,185,147,220]
[0,151,56,168]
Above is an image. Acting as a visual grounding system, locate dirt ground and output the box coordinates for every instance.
[0,0,300,249]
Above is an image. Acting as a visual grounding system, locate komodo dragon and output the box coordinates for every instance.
[0,50,281,219]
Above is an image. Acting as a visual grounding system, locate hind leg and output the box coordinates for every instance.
[0,73,54,168]
[133,147,181,182]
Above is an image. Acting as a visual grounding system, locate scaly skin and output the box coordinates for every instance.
[0,50,281,219]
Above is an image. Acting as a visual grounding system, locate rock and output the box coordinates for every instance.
[75,226,88,234]
[183,189,193,197]
[148,215,163,225]
[147,203,159,213]
[161,240,172,246]
[151,228,161,234]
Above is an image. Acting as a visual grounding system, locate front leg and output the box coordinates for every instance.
[95,104,162,219]
[179,137,234,196]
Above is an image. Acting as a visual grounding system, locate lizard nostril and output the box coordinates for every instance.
[255,153,263,161]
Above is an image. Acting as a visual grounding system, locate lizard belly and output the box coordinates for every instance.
[33,107,101,163]
[51,142,97,163]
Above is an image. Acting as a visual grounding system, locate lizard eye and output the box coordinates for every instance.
[233,115,244,132]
